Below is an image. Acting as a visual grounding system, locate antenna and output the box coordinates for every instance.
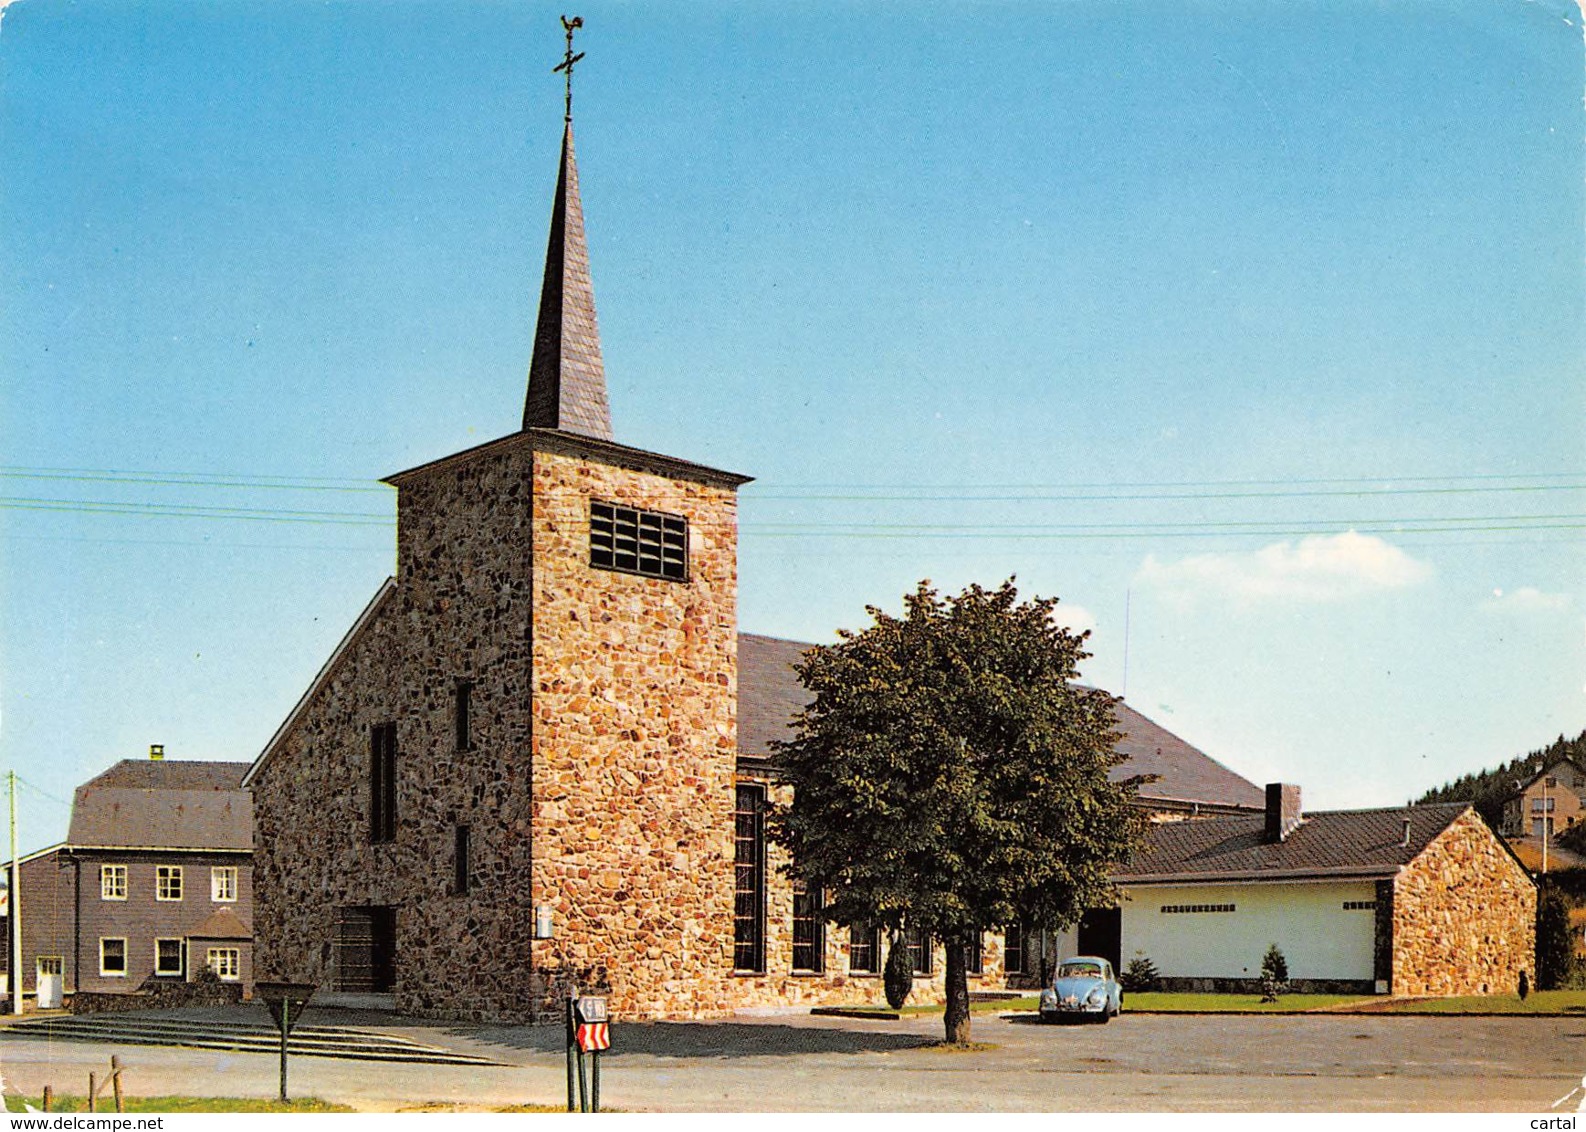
[1121,588,1132,699]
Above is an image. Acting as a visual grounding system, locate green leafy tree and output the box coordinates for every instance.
[770,579,1146,1045]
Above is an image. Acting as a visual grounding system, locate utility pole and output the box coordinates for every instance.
[9,770,21,1015]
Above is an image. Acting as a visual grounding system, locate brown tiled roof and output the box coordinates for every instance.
[735,633,1264,810]
[522,122,613,441]
[1109,700,1265,810]
[189,905,252,940]
[738,634,816,761]
[1114,802,1472,883]
[67,760,253,851]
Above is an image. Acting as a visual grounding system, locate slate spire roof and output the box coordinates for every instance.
[522,122,614,441]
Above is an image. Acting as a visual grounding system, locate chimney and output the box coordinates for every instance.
[1400,818,1412,848]
[149,744,164,761]
[1264,783,1302,843]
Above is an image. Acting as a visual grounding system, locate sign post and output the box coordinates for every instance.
[254,981,316,1103]
[565,993,610,1112]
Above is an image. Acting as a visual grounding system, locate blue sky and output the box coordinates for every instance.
[2,0,1582,853]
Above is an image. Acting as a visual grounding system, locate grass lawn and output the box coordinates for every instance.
[1372,989,1586,1014]
[1122,992,1371,1012]
[11,1096,353,1113]
[899,992,1367,1015]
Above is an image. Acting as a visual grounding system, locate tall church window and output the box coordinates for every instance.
[733,785,766,972]
[370,723,397,844]
[590,501,688,581]
[791,882,825,973]
[848,924,881,974]
[908,925,932,975]
[963,931,984,976]
[1004,924,1026,975]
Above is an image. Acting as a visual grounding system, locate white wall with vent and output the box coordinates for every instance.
[1119,880,1379,981]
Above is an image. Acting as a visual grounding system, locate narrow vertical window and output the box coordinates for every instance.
[454,825,470,896]
[791,882,825,973]
[455,681,472,752]
[848,924,881,974]
[370,723,397,843]
[733,784,766,973]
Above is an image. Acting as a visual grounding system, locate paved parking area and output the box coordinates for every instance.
[3,1006,1583,1112]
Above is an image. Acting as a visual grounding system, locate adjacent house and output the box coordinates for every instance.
[1,753,254,1006]
[1112,785,1536,997]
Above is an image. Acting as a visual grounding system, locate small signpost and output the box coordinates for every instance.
[254,981,316,1103]
[565,992,610,1112]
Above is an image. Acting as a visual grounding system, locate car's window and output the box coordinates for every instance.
[1059,961,1103,978]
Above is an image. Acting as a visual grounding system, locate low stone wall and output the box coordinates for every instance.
[70,976,243,1015]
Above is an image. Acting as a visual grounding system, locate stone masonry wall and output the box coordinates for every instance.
[389,441,542,1021]
[249,583,403,993]
[527,445,742,1020]
[1391,807,1536,996]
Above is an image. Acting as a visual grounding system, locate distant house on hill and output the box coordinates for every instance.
[1112,786,1535,996]
[1501,756,1586,841]
[1,752,254,1008]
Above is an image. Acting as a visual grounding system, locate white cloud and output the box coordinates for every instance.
[1052,603,1097,636]
[1135,531,1433,605]
[1482,586,1571,614]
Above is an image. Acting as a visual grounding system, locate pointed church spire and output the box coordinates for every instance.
[523,17,613,441]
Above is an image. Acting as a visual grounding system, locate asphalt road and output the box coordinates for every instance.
[3,1006,1583,1112]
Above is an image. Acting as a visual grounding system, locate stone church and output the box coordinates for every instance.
[243,100,1266,1022]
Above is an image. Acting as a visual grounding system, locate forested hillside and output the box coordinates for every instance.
[1417,728,1586,828]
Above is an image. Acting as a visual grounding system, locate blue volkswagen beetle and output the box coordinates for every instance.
[1039,956,1122,1024]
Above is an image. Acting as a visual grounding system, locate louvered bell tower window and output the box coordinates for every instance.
[590,501,688,581]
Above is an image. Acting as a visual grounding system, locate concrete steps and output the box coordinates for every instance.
[4,1014,509,1067]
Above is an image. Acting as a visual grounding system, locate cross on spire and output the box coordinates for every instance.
[554,15,585,123]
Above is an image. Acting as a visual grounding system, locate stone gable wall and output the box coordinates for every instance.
[527,447,741,1019]
[249,589,403,993]
[1391,808,1536,996]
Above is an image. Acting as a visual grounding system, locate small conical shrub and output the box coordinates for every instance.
[884,930,913,1009]
[1120,952,1160,993]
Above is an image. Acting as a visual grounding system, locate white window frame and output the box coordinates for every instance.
[156,865,183,902]
[206,947,241,982]
[99,937,128,977]
[100,864,127,901]
[154,938,185,977]
[211,866,238,903]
